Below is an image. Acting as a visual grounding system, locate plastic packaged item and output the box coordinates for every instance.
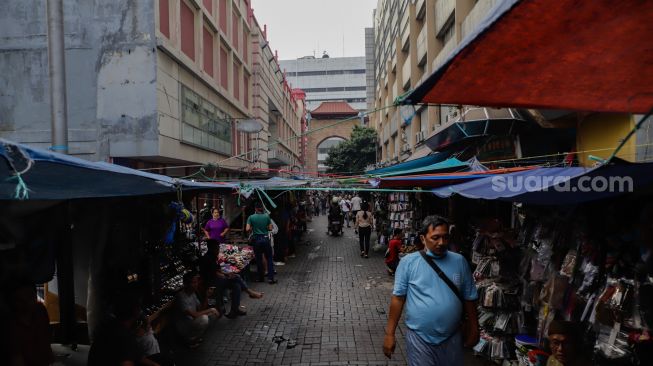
[559,250,577,277]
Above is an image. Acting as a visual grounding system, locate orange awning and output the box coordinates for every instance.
[404,0,653,113]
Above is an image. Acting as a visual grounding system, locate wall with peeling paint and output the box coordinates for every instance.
[0,0,157,161]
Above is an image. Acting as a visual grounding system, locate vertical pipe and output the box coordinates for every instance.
[47,0,69,154]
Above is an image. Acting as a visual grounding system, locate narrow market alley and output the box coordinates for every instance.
[175,215,484,366]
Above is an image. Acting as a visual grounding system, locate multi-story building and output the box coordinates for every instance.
[0,0,303,176]
[372,0,503,164]
[365,27,376,112]
[279,56,368,111]
[250,19,304,173]
[371,0,647,168]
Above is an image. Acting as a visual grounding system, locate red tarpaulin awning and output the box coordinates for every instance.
[404,0,653,113]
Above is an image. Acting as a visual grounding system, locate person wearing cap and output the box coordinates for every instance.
[246,202,277,284]
[546,320,588,366]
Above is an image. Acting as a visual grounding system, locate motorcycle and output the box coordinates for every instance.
[328,212,344,236]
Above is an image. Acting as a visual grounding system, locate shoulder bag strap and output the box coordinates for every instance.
[419,250,465,305]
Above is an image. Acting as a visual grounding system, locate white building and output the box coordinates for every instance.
[279,56,368,111]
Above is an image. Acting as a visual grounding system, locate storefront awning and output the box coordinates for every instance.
[373,157,469,178]
[0,139,235,200]
[366,151,449,175]
[432,161,653,204]
[373,166,535,189]
[403,0,653,113]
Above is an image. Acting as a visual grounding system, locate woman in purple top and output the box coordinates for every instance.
[203,208,229,243]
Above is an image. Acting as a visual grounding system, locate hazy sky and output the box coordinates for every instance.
[251,0,377,60]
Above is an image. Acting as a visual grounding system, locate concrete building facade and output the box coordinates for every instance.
[365,27,376,112]
[250,19,304,172]
[0,0,303,175]
[371,0,500,164]
[304,101,359,174]
[279,56,368,112]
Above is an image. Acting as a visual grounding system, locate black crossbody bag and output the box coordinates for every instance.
[419,251,471,339]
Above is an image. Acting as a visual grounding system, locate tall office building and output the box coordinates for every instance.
[365,27,376,112]
[279,56,368,111]
[371,0,501,163]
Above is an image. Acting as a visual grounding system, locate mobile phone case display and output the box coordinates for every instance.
[388,193,415,230]
[514,208,653,366]
[470,228,524,362]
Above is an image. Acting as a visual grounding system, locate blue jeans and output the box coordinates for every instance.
[253,235,274,281]
[405,329,463,366]
[214,276,241,314]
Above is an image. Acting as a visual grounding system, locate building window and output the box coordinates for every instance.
[232,10,239,52]
[242,22,248,64]
[180,1,195,60]
[181,85,232,155]
[437,14,455,46]
[233,61,240,100]
[219,0,228,33]
[159,0,170,38]
[203,0,212,14]
[317,137,345,172]
[244,74,249,108]
[203,27,214,77]
[220,46,228,89]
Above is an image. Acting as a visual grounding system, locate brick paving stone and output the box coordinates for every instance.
[175,216,487,366]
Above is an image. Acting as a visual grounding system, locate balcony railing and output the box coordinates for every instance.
[383,122,390,143]
[415,0,426,20]
[402,60,411,90]
[390,110,399,136]
[462,0,500,39]
[436,0,455,35]
[416,26,427,66]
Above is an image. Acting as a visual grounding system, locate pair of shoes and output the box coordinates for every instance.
[274,261,285,266]
[360,251,365,257]
[364,254,369,258]
[268,279,278,284]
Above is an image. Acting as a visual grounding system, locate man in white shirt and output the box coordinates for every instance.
[339,195,352,228]
[350,193,363,220]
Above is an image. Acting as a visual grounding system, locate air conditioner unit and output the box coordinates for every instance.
[402,143,411,153]
[415,131,425,144]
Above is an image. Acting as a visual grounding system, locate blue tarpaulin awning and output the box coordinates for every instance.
[0,139,237,200]
[432,161,653,205]
[366,152,449,175]
[373,157,469,177]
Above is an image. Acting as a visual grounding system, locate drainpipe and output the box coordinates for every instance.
[47,0,75,347]
[47,0,69,154]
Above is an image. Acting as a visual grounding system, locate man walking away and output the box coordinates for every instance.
[339,196,351,228]
[246,202,277,284]
[350,193,362,220]
[383,215,479,366]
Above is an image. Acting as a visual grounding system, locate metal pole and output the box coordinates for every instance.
[47,0,69,154]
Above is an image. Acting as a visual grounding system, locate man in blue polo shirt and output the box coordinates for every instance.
[383,215,479,365]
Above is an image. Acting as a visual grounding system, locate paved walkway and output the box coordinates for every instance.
[176,215,485,366]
